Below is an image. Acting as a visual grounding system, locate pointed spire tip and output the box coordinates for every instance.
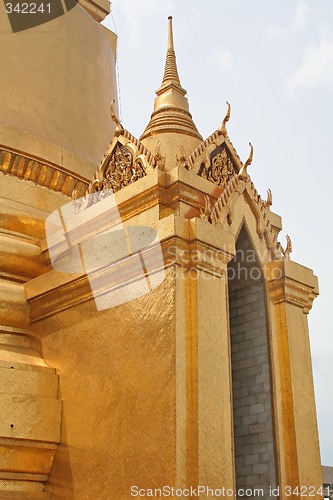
[161,14,181,87]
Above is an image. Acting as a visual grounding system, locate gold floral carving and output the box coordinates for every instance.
[102,145,146,193]
[82,130,155,207]
[199,148,235,188]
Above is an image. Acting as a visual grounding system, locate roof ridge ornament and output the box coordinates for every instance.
[238,142,253,180]
[110,100,124,137]
[282,234,292,260]
[261,188,273,209]
[218,101,231,136]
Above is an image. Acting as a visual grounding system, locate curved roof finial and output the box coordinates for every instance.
[110,100,124,136]
[282,234,292,259]
[244,142,254,169]
[219,101,231,136]
[238,142,253,180]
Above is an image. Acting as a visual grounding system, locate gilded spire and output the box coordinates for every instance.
[140,17,202,167]
[161,16,181,86]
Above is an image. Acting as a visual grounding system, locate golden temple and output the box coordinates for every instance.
[0,2,323,498]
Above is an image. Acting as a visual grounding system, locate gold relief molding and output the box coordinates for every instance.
[0,146,88,198]
[26,215,235,322]
[0,232,45,283]
[162,239,233,277]
[27,239,230,324]
[265,260,319,313]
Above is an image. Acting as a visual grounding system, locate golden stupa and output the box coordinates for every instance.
[0,4,323,499]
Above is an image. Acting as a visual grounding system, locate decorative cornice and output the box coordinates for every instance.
[265,260,319,312]
[0,146,88,197]
[79,0,110,23]
[0,231,44,283]
[27,228,234,322]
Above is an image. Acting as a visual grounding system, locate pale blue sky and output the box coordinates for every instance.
[104,0,333,466]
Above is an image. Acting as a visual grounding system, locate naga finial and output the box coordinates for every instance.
[176,144,188,169]
[238,142,253,180]
[219,101,231,136]
[154,140,166,170]
[110,100,124,136]
[200,195,212,221]
[262,188,273,209]
[282,234,292,260]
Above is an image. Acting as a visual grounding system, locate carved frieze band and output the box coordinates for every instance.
[0,147,88,197]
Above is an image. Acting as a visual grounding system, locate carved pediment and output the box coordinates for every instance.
[198,145,236,189]
[101,143,146,193]
[81,129,156,202]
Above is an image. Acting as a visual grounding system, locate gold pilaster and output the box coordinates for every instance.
[265,260,322,499]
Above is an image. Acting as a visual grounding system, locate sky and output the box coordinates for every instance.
[103,0,333,466]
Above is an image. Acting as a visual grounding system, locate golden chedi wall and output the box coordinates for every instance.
[0,11,323,500]
[0,0,117,497]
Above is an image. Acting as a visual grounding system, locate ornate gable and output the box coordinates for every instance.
[186,103,246,187]
[188,102,289,260]
[203,172,290,261]
[97,138,146,194]
[197,143,236,189]
[82,124,156,201]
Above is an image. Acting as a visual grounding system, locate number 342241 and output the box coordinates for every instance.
[5,3,52,14]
